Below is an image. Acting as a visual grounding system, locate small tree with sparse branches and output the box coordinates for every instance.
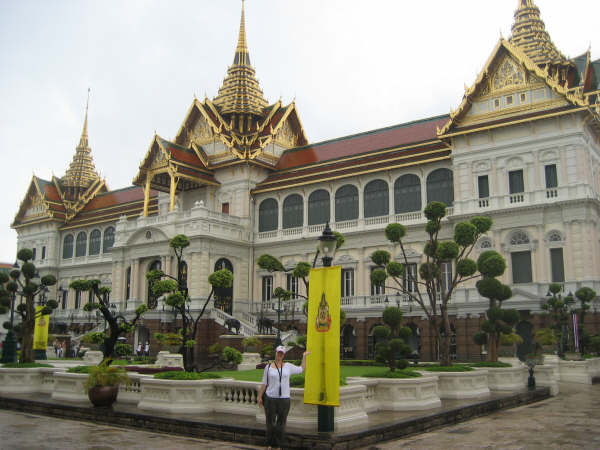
[69,279,148,362]
[371,202,494,366]
[147,234,233,371]
[3,248,58,363]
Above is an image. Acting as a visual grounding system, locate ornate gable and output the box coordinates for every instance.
[12,177,58,227]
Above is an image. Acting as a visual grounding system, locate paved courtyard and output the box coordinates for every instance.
[0,382,597,449]
[364,382,600,450]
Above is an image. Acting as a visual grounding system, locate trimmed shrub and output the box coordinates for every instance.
[362,369,421,378]
[67,365,91,373]
[468,361,512,368]
[420,364,474,372]
[153,371,222,380]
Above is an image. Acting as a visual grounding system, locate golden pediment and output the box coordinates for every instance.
[274,120,298,149]
[190,117,214,146]
[24,192,45,218]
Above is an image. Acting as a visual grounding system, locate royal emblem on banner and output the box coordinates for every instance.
[316,293,331,332]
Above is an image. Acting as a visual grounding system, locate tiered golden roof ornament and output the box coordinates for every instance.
[509,0,566,66]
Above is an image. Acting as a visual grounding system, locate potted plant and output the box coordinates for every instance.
[84,362,130,407]
[82,331,107,351]
[154,331,182,354]
[242,337,260,353]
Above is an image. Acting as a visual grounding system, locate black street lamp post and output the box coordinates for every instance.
[274,295,283,347]
[0,261,20,363]
[317,223,337,433]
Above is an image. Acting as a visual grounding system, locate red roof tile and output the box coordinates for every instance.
[276,115,449,171]
[81,186,156,212]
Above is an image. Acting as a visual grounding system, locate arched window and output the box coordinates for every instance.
[340,325,356,360]
[103,227,115,252]
[258,198,278,232]
[214,258,233,273]
[394,174,421,213]
[308,190,330,225]
[147,260,161,309]
[335,185,359,222]
[364,179,389,218]
[125,266,131,300]
[282,194,303,229]
[75,232,87,257]
[426,168,454,206]
[89,230,101,255]
[510,230,530,245]
[62,235,73,259]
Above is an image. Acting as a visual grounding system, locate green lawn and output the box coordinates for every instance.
[214,365,397,382]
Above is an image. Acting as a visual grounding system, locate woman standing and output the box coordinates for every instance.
[258,346,310,450]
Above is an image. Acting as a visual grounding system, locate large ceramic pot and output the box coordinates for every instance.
[88,385,119,407]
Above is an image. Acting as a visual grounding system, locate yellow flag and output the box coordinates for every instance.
[33,306,50,350]
[304,266,341,407]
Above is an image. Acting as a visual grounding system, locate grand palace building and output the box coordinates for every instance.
[9,1,600,361]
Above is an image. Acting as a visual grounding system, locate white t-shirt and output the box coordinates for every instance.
[262,363,303,399]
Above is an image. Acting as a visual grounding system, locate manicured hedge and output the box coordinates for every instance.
[67,365,91,373]
[153,371,222,380]
[341,360,385,367]
[362,369,421,378]
[420,364,474,372]
[289,372,347,388]
[468,361,512,368]
[1,362,53,368]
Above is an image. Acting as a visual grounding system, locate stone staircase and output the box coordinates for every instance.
[208,308,297,345]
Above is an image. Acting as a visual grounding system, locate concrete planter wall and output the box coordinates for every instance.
[346,376,441,411]
[137,377,223,414]
[418,370,490,399]
[0,368,50,394]
[118,373,150,404]
[559,358,600,384]
[534,365,559,395]
[484,367,527,391]
[214,379,260,417]
[52,372,88,403]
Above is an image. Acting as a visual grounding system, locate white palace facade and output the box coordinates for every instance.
[10,1,600,360]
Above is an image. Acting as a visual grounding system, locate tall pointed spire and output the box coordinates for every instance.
[62,89,100,196]
[213,0,268,119]
[509,0,566,65]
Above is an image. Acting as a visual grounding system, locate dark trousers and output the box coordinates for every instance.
[264,396,291,448]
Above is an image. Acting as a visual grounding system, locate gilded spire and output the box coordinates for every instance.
[62,89,100,193]
[509,0,566,65]
[213,0,268,118]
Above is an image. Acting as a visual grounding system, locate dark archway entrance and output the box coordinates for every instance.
[214,258,233,315]
[340,325,356,359]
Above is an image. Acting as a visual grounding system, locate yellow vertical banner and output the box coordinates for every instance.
[33,306,50,350]
[304,266,341,407]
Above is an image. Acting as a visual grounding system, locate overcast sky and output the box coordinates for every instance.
[0,0,598,262]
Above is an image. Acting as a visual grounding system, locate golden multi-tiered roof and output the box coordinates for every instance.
[509,0,566,66]
[61,100,101,194]
[213,0,268,120]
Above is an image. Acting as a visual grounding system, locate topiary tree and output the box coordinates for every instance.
[372,306,412,371]
[471,250,516,362]
[4,249,58,363]
[540,283,572,356]
[572,287,596,355]
[69,279,147,362]
[147,234,233,371]
[371,203,494,366]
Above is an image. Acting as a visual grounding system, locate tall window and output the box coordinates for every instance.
[63,235,73,259]
[32,248,37,261]
[512,251,532,284]
[282,194,303,229]
[426,168,454,206]
[370,267,385,295]
[259,199,278,232]
[61,290,67,309]
[88,290,94,304]
[262,276,273,302]
[403,263,418,293]
[364,179,389,218]
[545,164,558,188]
[75,290,81,309]
[335,185,359,222]
[341,269,354,297]
[75,232,87,257]
[550,248,565,282]
[103,227,115,252]
[286,274,299,298]
[509,170,524,194]
[308,190,330,225]
[394,174,421,213]
[89,229,101,255]
[125,267,131,300]
[478,175,489,198]
[147,260,161,308]
[439,262,452,294]
[41,246,46,260]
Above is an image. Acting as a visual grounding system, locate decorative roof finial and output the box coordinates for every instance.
[509,0,565,65]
